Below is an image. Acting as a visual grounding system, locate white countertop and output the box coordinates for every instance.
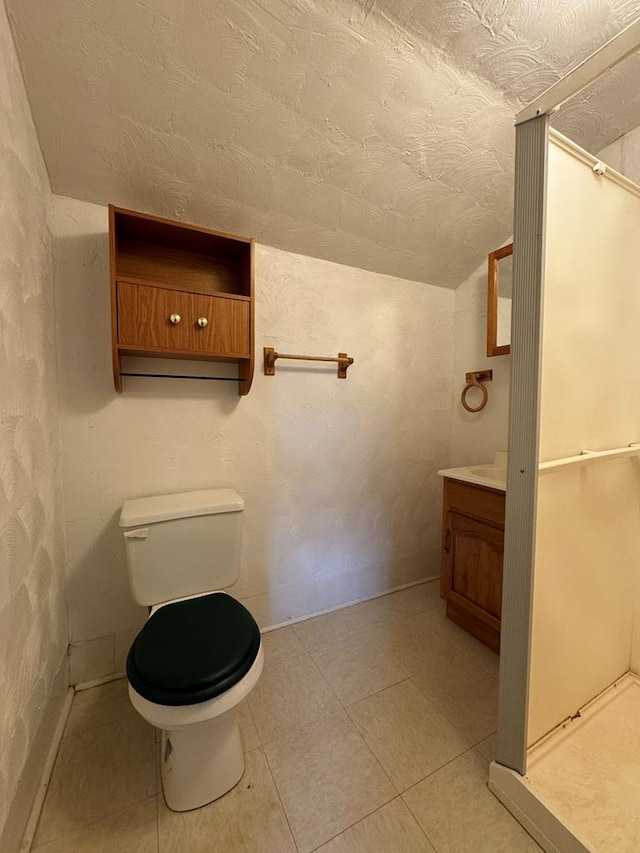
[438,452,507,492]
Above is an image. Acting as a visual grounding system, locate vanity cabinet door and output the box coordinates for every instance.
[449,511,503,611]
[440,479,505,653]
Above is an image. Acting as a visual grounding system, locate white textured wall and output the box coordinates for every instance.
[600,125,640,186]
[52,196,455,683]
[6,0,517,289]
[528,137,640,745]
[0,1,67,843]
[450,257,511,467]
[6,0,638,292]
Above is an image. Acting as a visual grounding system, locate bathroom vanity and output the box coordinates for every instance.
[438,461,506,653]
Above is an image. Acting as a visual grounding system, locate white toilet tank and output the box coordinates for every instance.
[119,489,244,606]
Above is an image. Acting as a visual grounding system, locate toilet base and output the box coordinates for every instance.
[161,711,245,811]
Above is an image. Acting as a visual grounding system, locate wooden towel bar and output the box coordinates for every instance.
[263,348,354,378]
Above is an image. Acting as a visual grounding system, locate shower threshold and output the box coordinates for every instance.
[489,672,640,853]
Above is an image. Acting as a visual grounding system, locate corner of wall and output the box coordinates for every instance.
[451,255,511,467]
[0,1,69,842]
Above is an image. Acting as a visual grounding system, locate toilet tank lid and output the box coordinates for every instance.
[119,489,244,528]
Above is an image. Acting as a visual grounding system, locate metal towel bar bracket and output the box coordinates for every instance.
[264,348,354,379]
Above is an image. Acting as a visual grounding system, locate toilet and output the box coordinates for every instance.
[119,488,263,812]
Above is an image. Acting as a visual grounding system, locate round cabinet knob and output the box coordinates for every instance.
[169,313,181,325]
[196,317,209,328]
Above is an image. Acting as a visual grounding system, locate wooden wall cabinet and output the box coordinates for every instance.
[440,478,505,653]
[109,206,254,395]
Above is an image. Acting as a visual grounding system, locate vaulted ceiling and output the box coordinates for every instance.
[6,0,640,287]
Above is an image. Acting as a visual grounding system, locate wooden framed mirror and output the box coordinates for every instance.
[487,242,513,357]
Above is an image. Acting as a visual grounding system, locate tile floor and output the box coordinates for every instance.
[32,580,542,852]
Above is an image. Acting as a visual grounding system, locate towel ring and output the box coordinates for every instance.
[461,370,493,413]
[461,381,488,412]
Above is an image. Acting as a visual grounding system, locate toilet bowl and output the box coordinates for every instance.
[120,490,263,811]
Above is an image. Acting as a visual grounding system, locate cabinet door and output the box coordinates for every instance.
[117,282,191,349]
[444,510,503,652]
[117,282,250,357]
[441,509,454,600]
[189,294,249,356]
[449,511,503,618]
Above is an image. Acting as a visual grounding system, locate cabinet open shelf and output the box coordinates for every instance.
[116,277,252,301]
[109,206,254,395]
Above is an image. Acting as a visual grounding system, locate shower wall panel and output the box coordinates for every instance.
[527,136,640,745]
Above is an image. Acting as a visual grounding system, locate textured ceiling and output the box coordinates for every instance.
[6,0,640,287]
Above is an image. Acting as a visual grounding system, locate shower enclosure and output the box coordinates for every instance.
[489,18,640,853]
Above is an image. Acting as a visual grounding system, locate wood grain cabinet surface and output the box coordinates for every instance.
[109,206,254,395]
[440,478,505,653]
[189,292,249,356]
[117,282,250,357]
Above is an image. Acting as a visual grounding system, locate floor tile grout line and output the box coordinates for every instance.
[331,671,409,709]
[250,657,344,749]
[405,672,497,747]
[402,674,473,736]
[305,654,344,709]
[288,582,442,641]
[470,739,497,762]
[307,619,411,660]
[267,616,422,740]
[400,736,496,803]
[291,602,440,657]
[402,801,444,853]
[264,711,398,851]
[260,745,301,853]
[346,713,402,797]
[260,648,309,670]
[240,696,259,742]
[154,785,160,853]
[31,794,159,851]
[62,708,138,742]
[276,590,440,653]
[305,795,428,853]
[255,588,488,762]
[34,703,157,849]
[342,705,401,796]
[304,786,398,853]
[344,682,477,797]
[310,651,409,709]
[400,743,525,853]
[343,674,416,713]
[255,702,348,751]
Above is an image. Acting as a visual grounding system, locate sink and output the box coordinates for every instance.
[468,466,507,485]
[437,455,507,491]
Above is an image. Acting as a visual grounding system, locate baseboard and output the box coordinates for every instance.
[0,666,73,853]
[17,687,73,853]
[74,671,126,692]
[71,575,441,691]
[261,575,439,634]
